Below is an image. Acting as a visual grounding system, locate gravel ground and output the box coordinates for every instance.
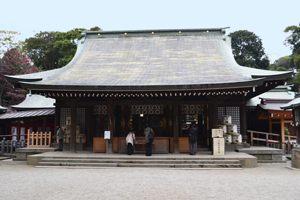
[0,160,300,200]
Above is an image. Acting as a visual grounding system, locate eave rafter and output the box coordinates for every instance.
[35,88,254,99]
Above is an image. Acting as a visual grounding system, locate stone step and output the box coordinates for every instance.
[38,158,241,165]
[36,157,242,169]
[35,156,236,161]
[36,161,242,169]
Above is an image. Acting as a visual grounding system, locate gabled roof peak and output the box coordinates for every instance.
[80,27,230,37]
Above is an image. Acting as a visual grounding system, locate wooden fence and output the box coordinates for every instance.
[27,130,51,147]
[248,130,297,154]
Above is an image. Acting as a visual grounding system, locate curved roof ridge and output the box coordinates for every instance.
[5,28,292,92]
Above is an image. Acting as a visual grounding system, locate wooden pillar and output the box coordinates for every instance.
[70,101,77,152]
[294,108,300,145]
[240,101,248,144]
[17,120,20,141]
[54,103,61,143]
[280,117,286,152]
[297,126,300,145]
[86,106,93,146]
[173,100,179,154]
[211,101,218,129]
[269,119,273,133]
[106,101,114,154]
[42,116,46,132]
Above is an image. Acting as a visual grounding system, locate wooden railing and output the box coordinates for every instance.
[247,130,297,153]
[27,130,51,147]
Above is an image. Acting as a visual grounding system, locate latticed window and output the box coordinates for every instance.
[94,105,107,115]
[60,108,86,134]
[130,105,163,115]
[181,104,203,115]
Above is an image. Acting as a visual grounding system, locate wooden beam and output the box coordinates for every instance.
[70,101,77,152]
[106,101,114,154]
[42,116,46,133]
[173,100,179,154]
[54,103,61,143]
[211,101,218,129]
[240,100,247,143]
[280,118,285,151]
[269,119,272,133]
[17,120,20,141]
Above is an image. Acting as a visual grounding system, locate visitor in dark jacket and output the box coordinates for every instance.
[144,127,154,156]
[56,126,65,151]
[188,122,198,155]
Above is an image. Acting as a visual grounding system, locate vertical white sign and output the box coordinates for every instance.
[104,131,110,139]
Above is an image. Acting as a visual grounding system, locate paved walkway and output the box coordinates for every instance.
[0,159,299,200]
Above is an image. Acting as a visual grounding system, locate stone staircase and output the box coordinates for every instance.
[36,156,242,169]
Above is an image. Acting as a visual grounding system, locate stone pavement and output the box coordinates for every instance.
[0,159,299,200]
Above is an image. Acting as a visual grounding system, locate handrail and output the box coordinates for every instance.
[247,130,280,137]
[0,134,28,137]
[247,130,297,153]
[285,135,297,139]
[247,130,280,146]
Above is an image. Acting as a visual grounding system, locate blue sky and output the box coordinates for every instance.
[1,0,299,63]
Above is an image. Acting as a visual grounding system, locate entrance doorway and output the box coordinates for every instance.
[181,114,208,147]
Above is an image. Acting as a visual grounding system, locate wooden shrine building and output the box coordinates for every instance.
[6,28,293,153]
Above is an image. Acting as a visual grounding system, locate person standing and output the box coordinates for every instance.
[126,130,136,155]
[56,126,65,151]
[144,127,154,156]
[188,121,198,155]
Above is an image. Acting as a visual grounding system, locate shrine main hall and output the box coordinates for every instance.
[6,27,292,153]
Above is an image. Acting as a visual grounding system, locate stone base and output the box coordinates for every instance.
[14,147,56,161]
[237,147,284,163]
[242,143,251,148]
[292,148,300,169]
[225,144,243,151]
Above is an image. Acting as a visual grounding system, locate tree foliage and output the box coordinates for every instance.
[0,30,23,57]
[269,56,292,70]
[24,26,102,70]
[284,25,300,69]
[54,28,87,67]
[228,30,270,69]
[24,31,61,71]
[0,50,39,106]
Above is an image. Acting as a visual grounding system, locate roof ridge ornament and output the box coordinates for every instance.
[81,32,87,44]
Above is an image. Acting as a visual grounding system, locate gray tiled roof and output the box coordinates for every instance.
[0,106,7,110]
[11,94,55,110]
[281,93,300,109]
[0,109,54,119]
[6,28,292,92]
[247,85,295,107]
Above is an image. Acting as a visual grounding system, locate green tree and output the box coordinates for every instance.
[271,56,292,70]
[54,27,102,67]
[54,28,87,67]
[24,26,102,70]
[228,30,270,69]
[24,31,61,70]
[284,25,300,68]
[291,72,300,92]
